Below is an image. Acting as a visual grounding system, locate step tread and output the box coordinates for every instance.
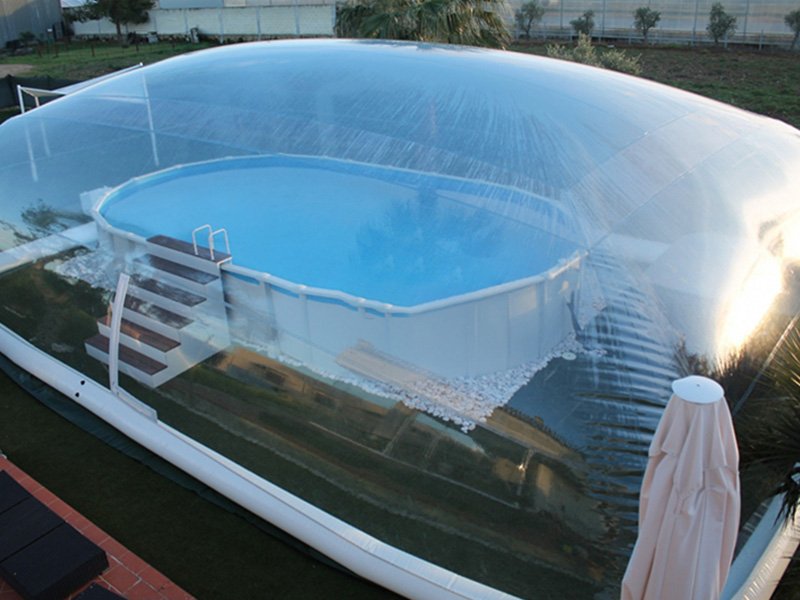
[98,315,181,353]
[148,234,231,264]
[135,255,219,285]
[124,296,193,329]
[131,275,206,307]
[85,334,168,375]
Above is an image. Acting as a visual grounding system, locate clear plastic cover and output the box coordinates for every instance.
[1,39,799,599]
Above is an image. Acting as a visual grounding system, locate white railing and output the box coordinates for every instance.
[192,224,230,261]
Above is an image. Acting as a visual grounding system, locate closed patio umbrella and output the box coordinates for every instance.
[621,375,740,600]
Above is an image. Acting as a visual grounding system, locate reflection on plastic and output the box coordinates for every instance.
[720,256,783,352]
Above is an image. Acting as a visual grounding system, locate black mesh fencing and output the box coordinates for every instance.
[0,75,78,110]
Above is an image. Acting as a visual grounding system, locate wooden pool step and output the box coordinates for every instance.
[97,315,181,353]
[124,295,193,331]
[146,235,232,276]
[148,234,231,263]
[135,255,219,286]
[85,334,169,376]
[131,274,207,308]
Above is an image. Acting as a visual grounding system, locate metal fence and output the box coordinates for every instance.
[512,0,798,47]
[70,4,336,41]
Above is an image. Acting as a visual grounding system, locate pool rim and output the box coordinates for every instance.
[91,154,585,314]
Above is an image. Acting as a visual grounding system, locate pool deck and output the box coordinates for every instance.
[0,454,195,600]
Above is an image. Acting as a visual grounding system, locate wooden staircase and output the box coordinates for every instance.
[85,235,232,388]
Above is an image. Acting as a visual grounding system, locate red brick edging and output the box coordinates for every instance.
[0,455,195,600]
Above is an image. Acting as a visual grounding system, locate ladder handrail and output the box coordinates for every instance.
[191,224,230,261]
[208,228,230,261]
[191,224,212,257]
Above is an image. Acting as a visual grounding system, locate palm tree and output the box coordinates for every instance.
[738,326,800,521]
[335,0,511,49]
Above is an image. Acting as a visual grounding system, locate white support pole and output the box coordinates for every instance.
[16,84,26,114]
[108,272,130,394]
[742,0,750,42]
[601,0,606,40]
[142,74,160,167]
[23,122,38,183]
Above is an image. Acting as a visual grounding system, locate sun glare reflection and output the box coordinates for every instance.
[780,216,800,260]
[720,257,783,352]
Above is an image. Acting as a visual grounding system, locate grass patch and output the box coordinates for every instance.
[512,41,800,129]
[0,39,215,80]
[636,46,800,128]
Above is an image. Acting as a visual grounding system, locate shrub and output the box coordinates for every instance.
[547,33,641,75]
[18,30,36,45]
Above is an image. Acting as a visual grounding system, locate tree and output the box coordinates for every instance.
[570,10,595,36]
[706,2,736,46]
[633,6,660,43]
[786,8,800,51]
[335,0,511,48]
[74,0,154,42]
[515,0,545,39]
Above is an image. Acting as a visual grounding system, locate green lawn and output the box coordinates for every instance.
[511,42,800,129]
[0,39,215,80]
[0,364,399,600]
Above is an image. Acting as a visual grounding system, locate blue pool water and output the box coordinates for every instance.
[99,156,580,306]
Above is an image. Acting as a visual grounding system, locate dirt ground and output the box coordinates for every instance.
[0,64,33,77]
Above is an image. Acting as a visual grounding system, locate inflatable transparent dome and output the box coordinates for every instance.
[1,39,799,600]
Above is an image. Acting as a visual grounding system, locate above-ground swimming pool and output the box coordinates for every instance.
[93,155,584,381]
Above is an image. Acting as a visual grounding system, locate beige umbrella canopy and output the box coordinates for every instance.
[621,375,740,600]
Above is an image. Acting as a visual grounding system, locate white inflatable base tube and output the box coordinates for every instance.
[723,492,800,600]
[0,323,521,600]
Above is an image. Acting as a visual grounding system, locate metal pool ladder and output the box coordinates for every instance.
[192,224,230,261]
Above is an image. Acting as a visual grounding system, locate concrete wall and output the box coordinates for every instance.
[69,0,797,48]
[71,3,335,39]
[1,0,62,48]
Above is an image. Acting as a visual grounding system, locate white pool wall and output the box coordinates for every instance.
[94,215,582,380]
[221,250,582,380]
